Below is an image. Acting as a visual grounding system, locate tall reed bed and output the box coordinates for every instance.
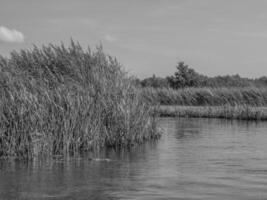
[0,41,159,158]
[142,87,267,106]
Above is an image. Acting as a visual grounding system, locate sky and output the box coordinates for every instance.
[1,0,267,78]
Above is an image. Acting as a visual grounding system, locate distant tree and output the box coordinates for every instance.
[139,61,267,89]
[132,77,142,88]
[256,76,267,86]
[169,62,201,89]
[166,75,176,89]
[206,74,253,88]
[141,74,169,88]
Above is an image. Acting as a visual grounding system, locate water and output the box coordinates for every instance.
[1,118,267,200]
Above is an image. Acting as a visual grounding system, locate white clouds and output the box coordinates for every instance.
[0,26,25,43]
[104,34,116,43]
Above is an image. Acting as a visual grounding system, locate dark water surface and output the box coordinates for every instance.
[1,118,267,200]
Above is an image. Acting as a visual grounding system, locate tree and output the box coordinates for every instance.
[141,74,169,88]
[169,62,201,89]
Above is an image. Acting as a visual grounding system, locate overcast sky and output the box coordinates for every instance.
[1,0,267,78]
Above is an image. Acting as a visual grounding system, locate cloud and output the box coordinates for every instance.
[0,26,25,43]
[104,34,116,43]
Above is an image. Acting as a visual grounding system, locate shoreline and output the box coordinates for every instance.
[156,105,267,120]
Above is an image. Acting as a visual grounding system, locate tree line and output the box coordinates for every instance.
[135,62,267,88]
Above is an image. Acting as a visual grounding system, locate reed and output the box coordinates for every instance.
[158,105,267,120]
[142,87,267,106]
[0,41,159,158]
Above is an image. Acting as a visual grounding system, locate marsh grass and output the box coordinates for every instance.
[158,105,267,120]
[0,41,159,158]
[144,87,267,120]
[143,87,267,106]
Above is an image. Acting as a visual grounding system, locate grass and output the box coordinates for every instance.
[157,105,267,120]
[142,87,267,120]
[0,41,160,158]
[142,87,267,106]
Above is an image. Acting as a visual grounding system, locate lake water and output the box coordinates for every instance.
[1,118,267,200]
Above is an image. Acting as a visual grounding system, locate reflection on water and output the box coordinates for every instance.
[1,118,267,200]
